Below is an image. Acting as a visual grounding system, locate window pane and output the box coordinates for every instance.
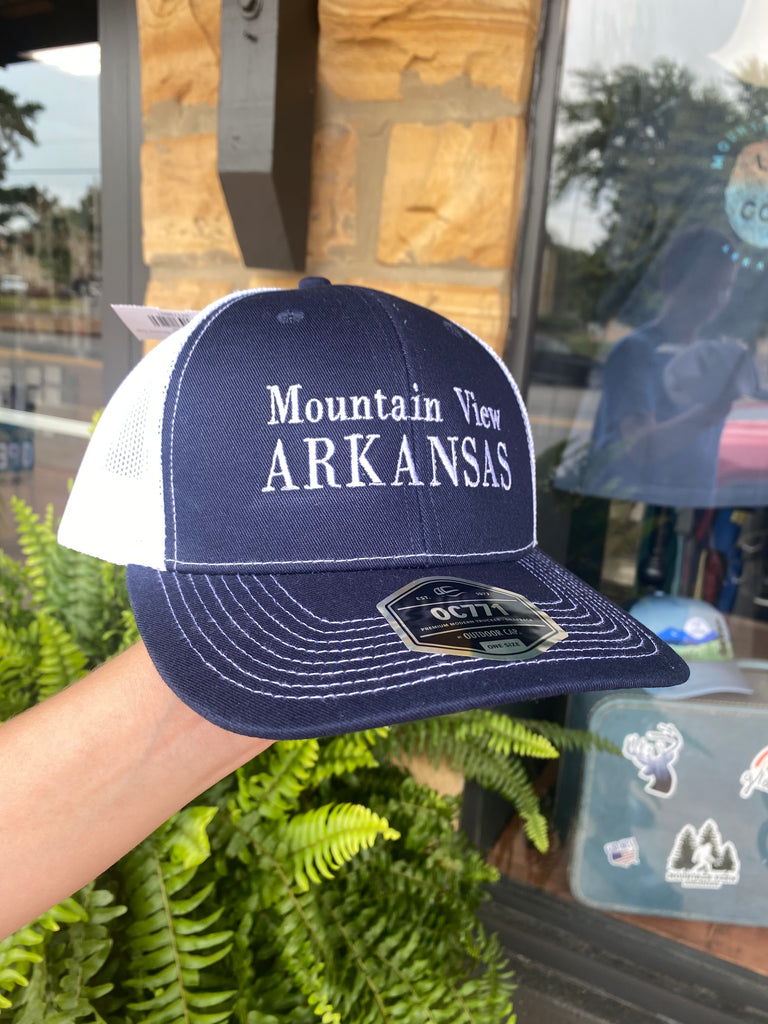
[0,45,101,554]
[499,0,768,977]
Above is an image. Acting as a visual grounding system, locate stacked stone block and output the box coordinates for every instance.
[136,0,541,354]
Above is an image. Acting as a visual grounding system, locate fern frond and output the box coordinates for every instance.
[234,740,320,821]
[112,606,140,653]
[286,803,400,893]
[42,883,127,1023]
[0,897,89,1013]
[313,729,388,783]
[230,826,343,1024]
[0,619,39,721]
[0,926,45,1010]
[121,807,235,1024]
[442,931,516,1024]
[11,496,133,668]
[275,891,341,1024]
[12,497,58,609]
[381,712,558,852]
[319,889,515,1024]
[45,543,119,663]
[0,547,28,623]
[386,710,559,766]
[473,712,559,759]
[361,771,461,853]
[36,613,88,700]
[516,716,622,755]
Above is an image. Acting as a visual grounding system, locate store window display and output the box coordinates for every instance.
[506,0,768,976]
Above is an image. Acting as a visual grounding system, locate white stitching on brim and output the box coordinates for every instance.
[254,576,385,631]
[193,575,413,667]
[143,552,665,700]
[223,577,396,646]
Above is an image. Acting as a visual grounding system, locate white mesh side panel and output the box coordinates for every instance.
[58,288,280,568]
[58,328,191,568]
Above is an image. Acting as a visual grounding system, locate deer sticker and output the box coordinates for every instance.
[622,722,683,798]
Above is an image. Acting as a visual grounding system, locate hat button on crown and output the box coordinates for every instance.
[298,276,332,289]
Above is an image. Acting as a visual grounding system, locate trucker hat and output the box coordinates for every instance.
[58,280,689,738]
[630,591,753,699]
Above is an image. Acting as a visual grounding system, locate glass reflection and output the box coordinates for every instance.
[499,0,768,970]
[0,48,100,552]
[556,225,764,507]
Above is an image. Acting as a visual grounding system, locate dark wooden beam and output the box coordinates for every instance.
[218,0,319,271]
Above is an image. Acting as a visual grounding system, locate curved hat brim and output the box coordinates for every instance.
[127,548,689,738]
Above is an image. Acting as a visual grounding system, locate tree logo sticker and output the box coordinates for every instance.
[665,818,741,889]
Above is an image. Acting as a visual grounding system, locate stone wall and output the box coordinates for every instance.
[136,0,542,354]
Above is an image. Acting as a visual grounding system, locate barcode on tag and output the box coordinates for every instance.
[112,304,200,341]
[147,312,190,329]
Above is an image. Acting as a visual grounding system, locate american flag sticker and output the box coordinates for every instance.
[604,837,640,868]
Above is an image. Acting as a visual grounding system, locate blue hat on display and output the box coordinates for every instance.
[59,280,689,737]
[629,592,753,700]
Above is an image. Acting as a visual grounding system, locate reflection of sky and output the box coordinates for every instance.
[0,57,99,210]
[547,0,748,250]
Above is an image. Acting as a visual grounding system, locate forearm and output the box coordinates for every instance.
[0,643,272,938]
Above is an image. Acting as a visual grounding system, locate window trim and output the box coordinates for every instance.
[503,0,568,397]
[99,0,147,400]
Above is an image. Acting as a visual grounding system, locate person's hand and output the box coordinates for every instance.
[0,643,273,939]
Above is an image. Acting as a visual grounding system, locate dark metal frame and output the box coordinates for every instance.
[503,0,568,394]
[99,0,147,399]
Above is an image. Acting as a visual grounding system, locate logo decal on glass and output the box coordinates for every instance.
[740,745,768,799]
[710,121,768,269]
[603,837,640,869]
[665,819,740,890]
[622,722,683,799]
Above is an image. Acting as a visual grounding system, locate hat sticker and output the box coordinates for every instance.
[603,836,640,869]
[622,722,683,799]
[377,576,567,661]
[665,819,740,890]
[740,746,768,799]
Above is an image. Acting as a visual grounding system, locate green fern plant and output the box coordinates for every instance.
[0,497,612,1024]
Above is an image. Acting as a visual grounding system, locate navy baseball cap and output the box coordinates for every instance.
[58,280,689,737]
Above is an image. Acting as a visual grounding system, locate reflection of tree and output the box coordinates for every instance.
[32,192,72,289]
[74,185,101,284]
[11,188,102,294]
[1,85,101,295]
[551,58,768,333]
[0,86,41,239]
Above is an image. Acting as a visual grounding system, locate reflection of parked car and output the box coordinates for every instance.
[529,334,603,387]
[0,275,28,295]
[69,275,101,298]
